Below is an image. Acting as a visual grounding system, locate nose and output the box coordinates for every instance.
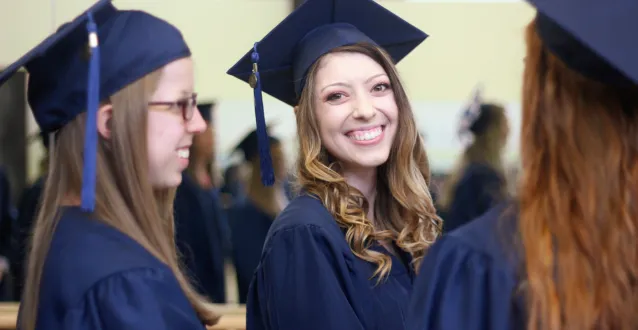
[187,106,207,134]
[352,94,376,120]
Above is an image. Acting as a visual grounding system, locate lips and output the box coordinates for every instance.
[346,126,384,141]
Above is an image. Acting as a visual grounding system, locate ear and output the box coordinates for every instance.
[96,104,113,139]
[293,106,299,114]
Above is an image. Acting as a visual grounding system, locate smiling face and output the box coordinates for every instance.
[312,51,398,170]
[147,57,207,188]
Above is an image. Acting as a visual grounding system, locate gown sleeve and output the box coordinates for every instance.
[406,235,523,330]
[247,224,366,330]
[61,268,204,330]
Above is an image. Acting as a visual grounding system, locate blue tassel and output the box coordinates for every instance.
[80,13,100,211]
[250,43,275,186]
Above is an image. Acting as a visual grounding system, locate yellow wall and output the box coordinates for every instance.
[0,0,536,178]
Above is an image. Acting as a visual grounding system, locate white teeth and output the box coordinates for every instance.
[177,149,190,159]
[348,127,383,141]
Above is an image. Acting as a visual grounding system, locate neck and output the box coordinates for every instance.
[342,166,377,219]
[247,175,288,217]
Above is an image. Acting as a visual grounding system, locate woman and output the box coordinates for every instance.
[227,0,441,328]
[227,128,288,304]
[437,94,509,232]
[406,0,638,329]
[0,1,218,328]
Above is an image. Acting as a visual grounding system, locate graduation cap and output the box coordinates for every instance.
[234,128,281,163]
[227,0,428,187]
[458,84,486,145]
[198,102,215,122]
[0,0,191,212]
[529,0,638,86]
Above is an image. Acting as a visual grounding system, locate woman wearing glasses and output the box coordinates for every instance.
[0,1,218,329]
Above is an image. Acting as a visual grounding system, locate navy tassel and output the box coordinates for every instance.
[81,13,100,211]
[250,42,275,186]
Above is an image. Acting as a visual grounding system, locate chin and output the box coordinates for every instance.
[150,173,183,189]
[351,152,390,169]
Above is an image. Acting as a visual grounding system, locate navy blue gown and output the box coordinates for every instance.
[0,169,13,256]
[406,202,526,330]
[227,199,274,304]
[0,169,14,300]
[12,176,45,299]
[33,206,205,329]
[174,173,229,303]
[441,162,505,232]
[247,195,415,330]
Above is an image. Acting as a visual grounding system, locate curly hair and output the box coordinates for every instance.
[293,43,442,280]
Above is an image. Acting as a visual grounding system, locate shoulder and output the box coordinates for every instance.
[261,195,350,259]
[270,195,337,232]
[461,162,504,184]
[41,207,169,305]
[408,202,525,329]
[422,202,519,280]
[441,201,520,270]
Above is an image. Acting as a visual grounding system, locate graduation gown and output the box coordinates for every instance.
[227,199,274,304]
[247,195,415,330]
[441,162,505,232]
[174,174,228,303]
[11,176,45,299]
[0,169,13,257]
[33,206,205,330]
[406,202,526,330]
[0,169,14,300]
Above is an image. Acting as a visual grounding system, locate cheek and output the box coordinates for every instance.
[316,108,346,140]
[376,95,399,121]
[147,115,184,161]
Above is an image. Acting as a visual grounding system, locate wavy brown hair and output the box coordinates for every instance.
[295,43,441,280]
[520,18,638,330]
[19,68,219,330]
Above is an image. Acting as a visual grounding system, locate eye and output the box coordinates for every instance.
[372,83,391,93]
[326,92,345,102]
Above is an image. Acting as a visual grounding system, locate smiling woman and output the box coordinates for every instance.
[313,51,398,169]
[0,1,217,329]
[226,0,441,329]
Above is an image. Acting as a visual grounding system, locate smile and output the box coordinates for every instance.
[177,149,190,159]
[346,126,384,141]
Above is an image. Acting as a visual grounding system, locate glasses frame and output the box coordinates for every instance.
[148,92,198,121]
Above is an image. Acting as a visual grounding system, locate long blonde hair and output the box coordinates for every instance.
[520,18,638,329]
[438,103,508,210]
[19,69,219,329]
[295,43,441,280]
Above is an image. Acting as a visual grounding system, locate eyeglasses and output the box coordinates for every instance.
[148,93,198,121]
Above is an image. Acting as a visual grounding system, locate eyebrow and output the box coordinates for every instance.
[320,73,388,93]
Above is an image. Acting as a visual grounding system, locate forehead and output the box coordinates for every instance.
[154,57,194,93]
[314,52,386,84]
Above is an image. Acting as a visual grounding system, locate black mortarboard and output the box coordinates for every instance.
[529,0,638,86]
[198,103,214,123]
[234,128,280,162]
[0,0,191,211]
[458,85,485,144]
[226,0,428,187]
